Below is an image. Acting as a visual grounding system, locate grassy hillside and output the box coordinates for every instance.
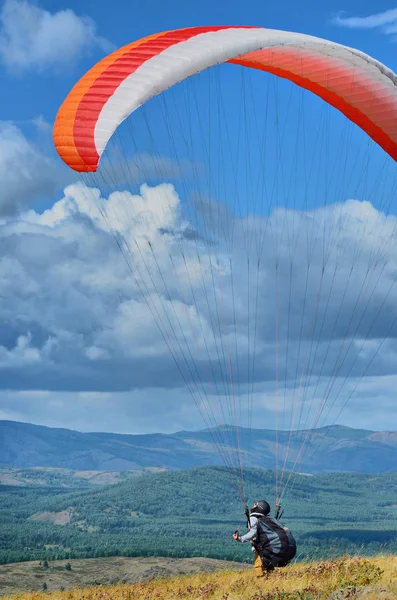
[0,556,248,595]
[1,466,397,565]
[1,555,396,599]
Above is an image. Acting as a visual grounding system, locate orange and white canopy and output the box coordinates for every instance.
[53,25,397,172]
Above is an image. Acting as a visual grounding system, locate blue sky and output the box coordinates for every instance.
[0,0,397,447]
[1,0,396,126]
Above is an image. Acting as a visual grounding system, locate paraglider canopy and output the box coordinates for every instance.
[54,25,397,172]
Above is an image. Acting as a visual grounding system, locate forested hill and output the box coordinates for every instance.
[2,466,397,565]
[1,419,397,473]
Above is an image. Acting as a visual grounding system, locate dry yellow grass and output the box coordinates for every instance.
[1,555,397,600]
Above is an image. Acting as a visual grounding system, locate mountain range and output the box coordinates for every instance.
[1,420,397,473]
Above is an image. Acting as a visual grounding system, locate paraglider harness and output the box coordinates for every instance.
[243,505,296,570]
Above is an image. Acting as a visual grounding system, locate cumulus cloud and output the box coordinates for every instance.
[1,180,397,432]
[0,0,112,73]
[0,333,41,367]
[332,8,397,39]
[0,121,71,217]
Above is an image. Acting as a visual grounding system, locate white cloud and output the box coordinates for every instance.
[332,8,397,38]
[31,115,52,133]
[0,181,397,433]
[0,122,70,217]
[0,0,112,73]
[0,333,42,367]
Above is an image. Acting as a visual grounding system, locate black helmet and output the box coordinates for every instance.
[252,500,270,516]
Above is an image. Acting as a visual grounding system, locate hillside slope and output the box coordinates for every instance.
[0,556,248,595]
[1,420,397,473]
[1,555,396,599]
[2,466,397,565]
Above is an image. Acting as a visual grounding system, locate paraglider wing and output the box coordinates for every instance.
[53,26,397,173]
